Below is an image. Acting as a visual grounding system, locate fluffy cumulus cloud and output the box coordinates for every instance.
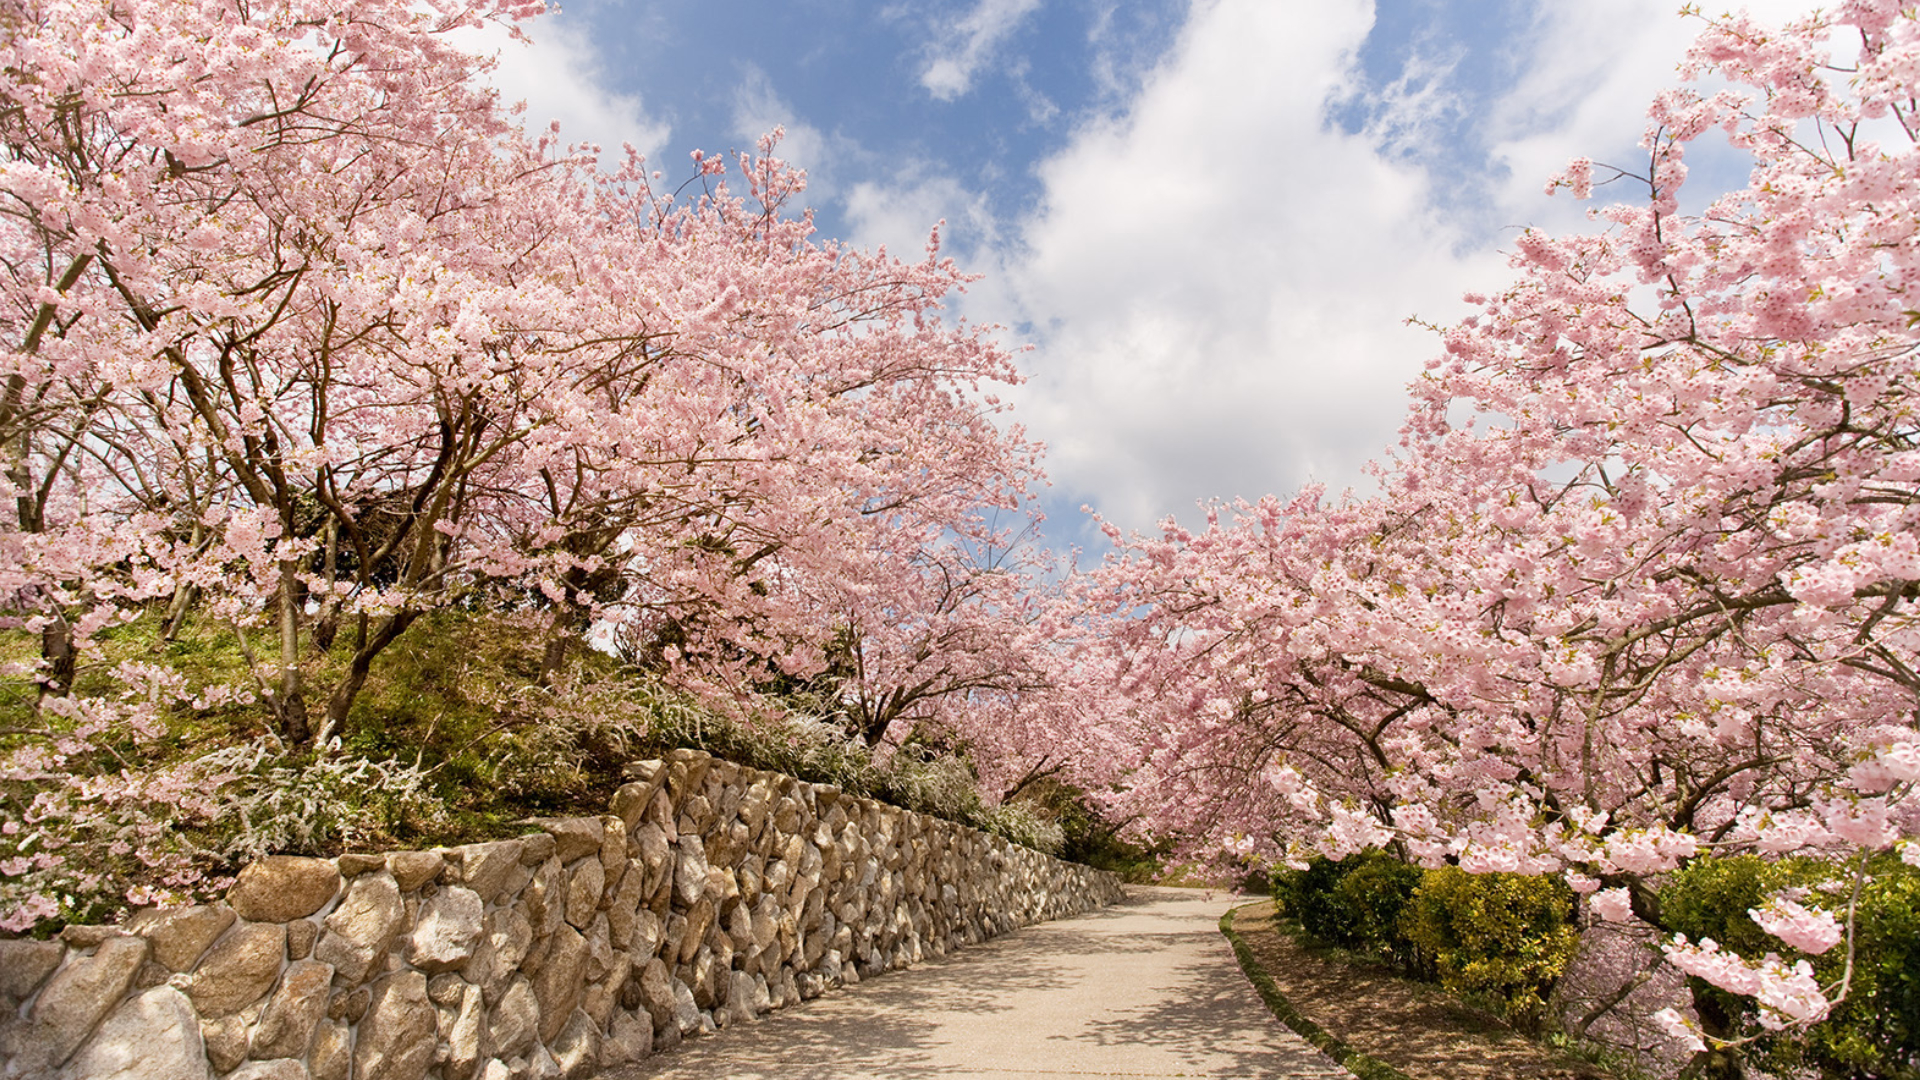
[467,0,1838,543]
[992,0,1507,533]
[995,0,1830,536]
[918,0,1045,101]
[461,16,670,164]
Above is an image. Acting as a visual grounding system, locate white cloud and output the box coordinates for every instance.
[844,173,998,260]
[997,0,1838,537]
[730,69,999,262]
[994,0,1509,533]
[1489,0,1819,229]
[462,15,671,166]
[919,0,1045,101]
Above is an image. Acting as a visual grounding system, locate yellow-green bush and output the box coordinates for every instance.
[1401,866,1580,1031]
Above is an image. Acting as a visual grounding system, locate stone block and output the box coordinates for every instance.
[186,920,285,1018]
[5,932,148,1073]
[56,985,208,1080]
[386,851,446,893]
[249,958,333,1060]
[312,871,403,987]
[353,971,434,1080]
[407,885,484,972]
[227,856,341,922]
[127,905,236,977]
[0,938,64,1001]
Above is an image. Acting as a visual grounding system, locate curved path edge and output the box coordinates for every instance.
[1220,903,1414,1080]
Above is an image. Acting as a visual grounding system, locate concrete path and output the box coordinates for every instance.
[605,885,1349,1079]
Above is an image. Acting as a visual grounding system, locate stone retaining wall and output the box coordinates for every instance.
[0,750,1124,1080]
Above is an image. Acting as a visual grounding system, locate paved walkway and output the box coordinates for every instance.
[606,885,1349,1079]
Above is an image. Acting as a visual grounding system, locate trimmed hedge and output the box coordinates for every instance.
[1273,853,1578,1032]
[1402,866,1579,1031]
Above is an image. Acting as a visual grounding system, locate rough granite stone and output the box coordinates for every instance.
[531,923,587,1045]
[518,831,556,866]
[441,982,486,1080]
[58,925,123,949]
[407,885,484,972]
[55,985,208,1080]
[387,851,446,893]
[633,823,670,892]
[726,970,760,1025]
[447,840,524,904]
[427,972,466,1007]
[563,859,603,930]
[353,971,435,1080]
[313,871,403,986]
[630,908,664,961]
[199,1013,249,1073]
[326,984,370,1024]
[227,856,342,922]
[678,898,714,965]
[5,932,149,1073]
[308,1020,351,1080]
[248,958,333,1060]
[336,853,386,877]
[606,1009,652,1066]
[521,857,566,939]
[581,977,617,1030]
[670,977,701,1036]
[610,779,656,832]
[464,906,532,1006]
[487,977,538,1061]
[285,919,319,962]
[605,858,648,952]
[673,837,709,907]
[636,957,675,1032]
[550,1008,600,1080]
[535,817,603,864]
[224,1060,309,1080]
[584,915,615,983]
[0,938,64,1000]
[185,920,285,1018]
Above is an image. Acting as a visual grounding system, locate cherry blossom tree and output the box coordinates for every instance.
[1085,2,1920,1069]
[1,0,1047,928]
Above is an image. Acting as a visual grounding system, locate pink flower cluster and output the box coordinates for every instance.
[1663,936,1831,1029]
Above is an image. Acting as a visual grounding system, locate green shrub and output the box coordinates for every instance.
[1402,866,1579,1031]
[1818,859,1920,1080]
[1273,851,1423,968]
[1661,854,1920,1080]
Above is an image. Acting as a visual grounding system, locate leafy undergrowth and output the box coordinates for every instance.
[1,611,1139,933]
[1226,902,1628,1080]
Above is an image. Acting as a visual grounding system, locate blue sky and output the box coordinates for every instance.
[479,0,1815,548]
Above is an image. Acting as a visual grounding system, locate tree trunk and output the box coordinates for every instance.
[538,631,572,687]
[275,560,310,744]
[160,581,198,641]
[312,516,339,653]
[38,612,73,702]
[1683,985,1748,1080]
[318,610,419,744]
